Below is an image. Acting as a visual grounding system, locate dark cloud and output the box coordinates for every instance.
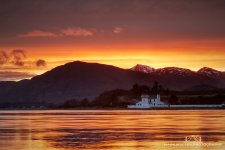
[0,50,47,68]
[0,51,9,65]
[36,59,47,67]
[0,49,26,66]
[0,71,35,81]
[10,49,26,66]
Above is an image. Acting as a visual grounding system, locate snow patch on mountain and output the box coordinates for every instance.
[130,64,193,76]
[197,67,222,78]
[131,64,224,78]
[155,67,193,76]
[130,64,155,73]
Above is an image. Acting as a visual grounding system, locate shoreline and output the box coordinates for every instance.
[0,107,224,111]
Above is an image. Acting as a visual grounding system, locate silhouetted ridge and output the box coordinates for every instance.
[0,61,225,105]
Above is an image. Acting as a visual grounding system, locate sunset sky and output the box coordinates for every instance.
[0,0,225,81]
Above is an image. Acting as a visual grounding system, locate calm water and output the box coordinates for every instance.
[0,110,224,150]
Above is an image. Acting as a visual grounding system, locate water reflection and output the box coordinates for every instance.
[0,110,224,150]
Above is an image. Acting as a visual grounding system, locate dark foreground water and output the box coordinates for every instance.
[0,110,224,150]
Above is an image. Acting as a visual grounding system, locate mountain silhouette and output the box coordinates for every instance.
[0,61,225,104]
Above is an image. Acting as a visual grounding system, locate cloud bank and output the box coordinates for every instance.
[0,49,26,66]
[0,50,47,68]
[19,27,95,38]
[18,30,57,38]
[0,71,35,81]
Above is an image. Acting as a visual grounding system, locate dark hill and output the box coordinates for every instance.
[0,61,225,105]
[0,61,152,104]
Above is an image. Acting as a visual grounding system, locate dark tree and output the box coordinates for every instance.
[152,81,159,94]
[169,94,179,105]
[80,98,90,107]
[131,83,140,95]
[158,84,165,93]
[140,85,150,94]
[60,99,79,108]
[165,88,170,94]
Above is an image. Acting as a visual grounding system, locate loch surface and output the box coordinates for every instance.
[0,110,224,150]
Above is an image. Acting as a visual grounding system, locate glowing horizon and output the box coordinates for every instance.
[0,0,225,80]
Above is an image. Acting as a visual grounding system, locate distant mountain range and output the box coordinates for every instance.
[131,64,224,78]
[0,61,225,104]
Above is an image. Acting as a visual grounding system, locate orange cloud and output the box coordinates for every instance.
[19,30,57,38]
[0,71,35,81]
[113,27,123,34]
[19,27,95,38]
[61,27,94,37]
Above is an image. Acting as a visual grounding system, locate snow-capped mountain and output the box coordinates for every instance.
[130,64,224,78]
[197,67,223,78]
[130,64,155,73]
[130,64,194,76]
[153,67,194,77]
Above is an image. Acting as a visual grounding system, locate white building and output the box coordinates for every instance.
[128,94,224,109]
[128,94,168,108]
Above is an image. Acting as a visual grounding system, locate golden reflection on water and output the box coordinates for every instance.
[0,110,224,150]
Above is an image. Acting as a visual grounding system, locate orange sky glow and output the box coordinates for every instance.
[0,0,225,80]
